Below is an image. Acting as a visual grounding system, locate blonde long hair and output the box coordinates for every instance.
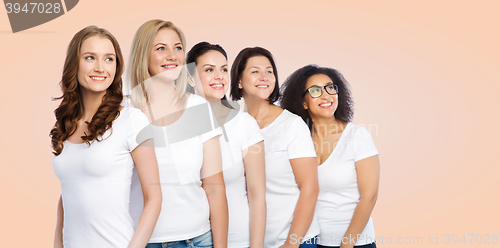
[128,20,188,109]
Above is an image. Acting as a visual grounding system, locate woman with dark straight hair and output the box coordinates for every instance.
[187,42,266,248]
[51,26,161,248]
[281,65,380,248]
[231,47,320,248]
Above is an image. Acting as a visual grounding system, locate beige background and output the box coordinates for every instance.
[1,0,499,246]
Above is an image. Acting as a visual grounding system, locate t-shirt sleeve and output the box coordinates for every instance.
[199,102,222,143]
[239,113,264,150]
[353,126,379,162]
[126,108,153,152]
[287,117,317,159]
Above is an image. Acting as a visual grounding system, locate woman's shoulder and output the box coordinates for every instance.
[185,93,209,107]
[344,123,376,141]
[281,109,309,128]
[117,106,149,124]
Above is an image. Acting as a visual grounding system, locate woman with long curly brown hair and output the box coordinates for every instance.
[50,26,162,248]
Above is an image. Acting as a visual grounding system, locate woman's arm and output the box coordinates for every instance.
[54,195,64,248]
[243,141,266,248]
[340,155,380,248]
[282,157,319,248]
[128,140,162,248]
[201,136,228,248]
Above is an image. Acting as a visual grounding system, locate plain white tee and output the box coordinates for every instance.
[129,94,222,242]
[220,110,264,247]
[261,109,320,248]
[53,107,151,248]
[316,123,379,246]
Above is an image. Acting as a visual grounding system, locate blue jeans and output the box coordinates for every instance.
[299,236,318,248]
[145,230,213,248]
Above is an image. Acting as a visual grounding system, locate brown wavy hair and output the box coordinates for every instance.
[50,26,124,155]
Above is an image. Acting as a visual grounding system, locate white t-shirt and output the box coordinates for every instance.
[316,123,379,246]
[53,107,151,248]
[220,110,264,247]
[129,94,222,242]
[261,109,320,248]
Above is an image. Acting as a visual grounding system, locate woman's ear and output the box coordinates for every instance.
[303,100,308,110]
[188,76,195,87]
[238,79,243,89]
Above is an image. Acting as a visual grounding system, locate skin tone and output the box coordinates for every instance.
[145,29,228,247]
[239,55,319,248]
[54,36,162,248]
[303,73,380,248]
[192,50,267,248]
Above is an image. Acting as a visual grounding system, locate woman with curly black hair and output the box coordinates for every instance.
[281,65,380,248]
[231,47,320,248]
[51,26,161,248]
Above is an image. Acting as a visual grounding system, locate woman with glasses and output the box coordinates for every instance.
[230,47,320,248]
[281,65,380,248]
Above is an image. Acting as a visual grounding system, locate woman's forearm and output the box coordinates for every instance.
[248,190,266,248]
[127,192,162,248]
[54,195,64,248]
[284,185,319,247]
[340,196,377,248]
[204,175,228,248]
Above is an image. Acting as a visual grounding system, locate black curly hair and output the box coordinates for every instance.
[280,64,354,130]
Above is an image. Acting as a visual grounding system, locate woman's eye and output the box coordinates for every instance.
[222,68,228,72]
[206,68,213,72]
[251,71,258,74]
[266,71,273,74]
[85,56,94,60]
[175,46,183,51]
[156,47,165,51]
[311,88,320,94]
[105,57,114,62]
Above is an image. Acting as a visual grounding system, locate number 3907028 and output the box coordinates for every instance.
[5,3,61,14]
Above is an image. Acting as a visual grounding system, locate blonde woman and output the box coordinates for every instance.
[127,20,228,248]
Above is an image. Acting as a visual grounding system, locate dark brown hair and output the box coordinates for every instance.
[50,26,124,155]
[186,41,233,108]
[230,47,280,103]
[281,64,354,130]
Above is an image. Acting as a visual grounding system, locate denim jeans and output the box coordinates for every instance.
[299,236,318,248]
[145,230,213,248]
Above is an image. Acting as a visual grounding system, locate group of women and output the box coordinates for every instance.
[51,19,380,248]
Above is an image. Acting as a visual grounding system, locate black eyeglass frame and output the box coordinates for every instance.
[303,84,338,98]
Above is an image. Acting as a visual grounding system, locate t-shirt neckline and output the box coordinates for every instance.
[260,109,287,131]
[318,122,352,167]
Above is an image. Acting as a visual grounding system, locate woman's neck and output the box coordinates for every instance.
[244,95,273,121]
[80,89,106,122]
[208,99,232,126]
[148,77,177,106]
[311,115,346,137]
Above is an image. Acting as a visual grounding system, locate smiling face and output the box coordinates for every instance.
[77,35,117,96]
[303,73,339,119]
[148,28,185,80]
[194,50,229,101]
[239,56,276,101]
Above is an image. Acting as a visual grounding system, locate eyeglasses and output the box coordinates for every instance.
[303,84,338,98]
